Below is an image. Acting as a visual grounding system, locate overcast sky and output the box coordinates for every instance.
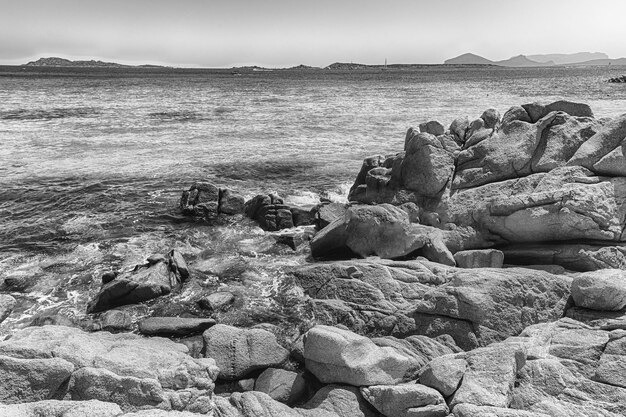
[1,0,625,67]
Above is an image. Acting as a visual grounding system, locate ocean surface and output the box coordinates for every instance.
[1,65,626,334]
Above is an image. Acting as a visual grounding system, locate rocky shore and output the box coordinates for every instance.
[1,100,626,416]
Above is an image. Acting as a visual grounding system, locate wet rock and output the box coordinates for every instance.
[0,355,75,403]
[244,194,296,231]
[219,188,245,215]
[273,226,315,250]
[361,383,449,417]
[198,291,235,312]
[180,182,220,220]
[254,368,307,405]
[0,294,15,324]
[138,317,216,336]
[303,325,416,386]
[300,384,380,417]
[0,325,219,412]
[203,324,290,380]
[0,399,123,417]
[419,120,445,136]
[290,205,316,226]
[571,269,626,311]
[348,155,386,202]
[454,249,504,268]
[86,250,189,313]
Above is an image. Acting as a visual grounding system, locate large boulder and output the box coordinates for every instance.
[87,250,189,313]
[593,139,626,176]
[203,324,289,380]
[401,132,455,197]
[571,269,626,311]
[303,325,416,386]
[0,325,218,412]
[310,204,454,264]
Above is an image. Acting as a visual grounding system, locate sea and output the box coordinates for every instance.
[1,64,626,335]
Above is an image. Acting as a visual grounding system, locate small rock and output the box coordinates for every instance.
[419,120,445,136]
[254,368,307,405]
[454,249,504,268]
[419,354,467,397]
[481,108,501,129]
[315,202,348,229]
[98,309,132,332]
[198,291,235,312]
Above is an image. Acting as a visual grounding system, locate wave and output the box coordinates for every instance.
[0,107,101,121]
[148,110,205,122]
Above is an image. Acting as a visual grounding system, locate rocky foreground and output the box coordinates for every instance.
[1,100,626,416]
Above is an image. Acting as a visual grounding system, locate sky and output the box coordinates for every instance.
[1,0,626,68]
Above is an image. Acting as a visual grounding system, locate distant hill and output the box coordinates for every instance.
[495,55,553,67]
[444,53,495,65]
[527,52,609,65]
[24,57,165,68]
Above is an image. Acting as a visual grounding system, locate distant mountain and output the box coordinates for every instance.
[527,52,609,65]
[444,53,495,65]
[495,55,553,67]
[24,57,166,68]
[568,57,626,67]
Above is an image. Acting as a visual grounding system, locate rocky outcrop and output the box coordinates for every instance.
[345,101,626,271]
[87,250,189,313]
[291,259,571,350]
[180,182,245,220]
[0,325,219,412]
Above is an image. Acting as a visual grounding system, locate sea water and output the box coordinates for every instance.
[1,65,625,333]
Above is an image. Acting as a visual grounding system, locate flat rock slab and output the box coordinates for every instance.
[138,317,216,336]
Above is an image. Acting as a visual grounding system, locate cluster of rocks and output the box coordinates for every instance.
[341,99,626,271]
[608,75,626,83]
[2,100,626,416]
